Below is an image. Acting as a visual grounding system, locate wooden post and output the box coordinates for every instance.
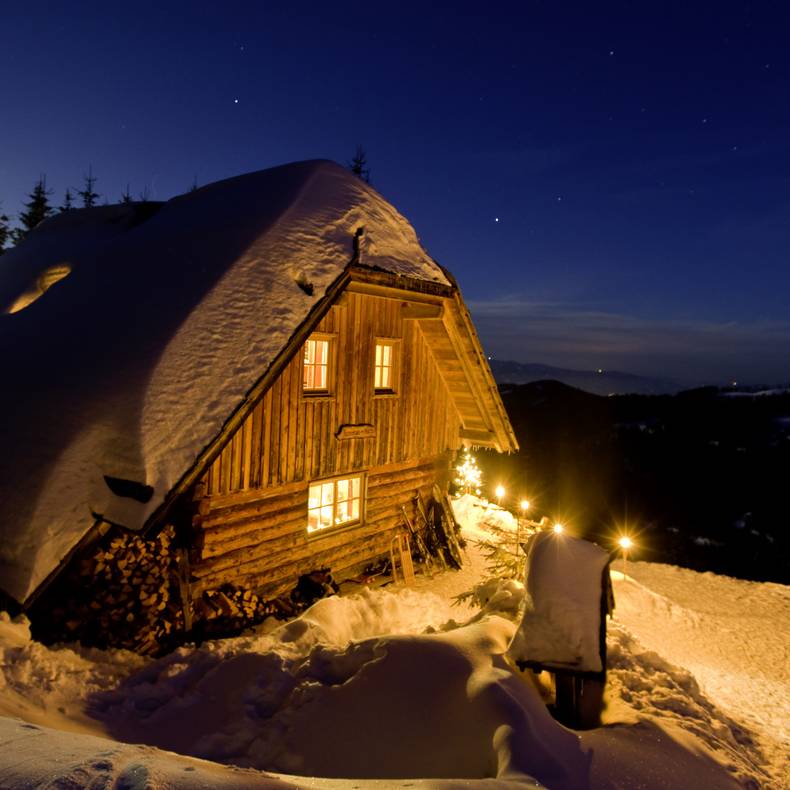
[176,547,193,632]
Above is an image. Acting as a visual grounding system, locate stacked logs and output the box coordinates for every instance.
[32,523,289,654]
[192,584,280,638]
[33,525,183,655]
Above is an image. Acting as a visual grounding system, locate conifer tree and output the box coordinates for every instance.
[78,166,100,208]
[60,188,75,212]
[349,146,370,183]
[454,450,483,495]
[0,205,10,254]
[13,176,53,244]
[120,184,133,204]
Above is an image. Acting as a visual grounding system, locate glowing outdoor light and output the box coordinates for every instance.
[520,499,530,512]
[618,535,634,576]
[495,485,505,505]
[553,522,565,534]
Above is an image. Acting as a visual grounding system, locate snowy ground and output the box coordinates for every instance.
[0,495,787,788]
[611,561,790,787]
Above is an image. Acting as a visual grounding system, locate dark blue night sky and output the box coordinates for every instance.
[2,1,788,385]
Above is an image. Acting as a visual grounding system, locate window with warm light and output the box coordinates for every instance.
[307,475,363,533]
[374,341,395,391]
[303,338,330,392]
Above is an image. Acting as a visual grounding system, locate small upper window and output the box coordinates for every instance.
[307,475,362,533]
[303,338,330,391]
[374,341,395,391]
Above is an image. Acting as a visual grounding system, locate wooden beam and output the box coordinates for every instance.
[401,302,443,320]
[345,274,450,303]
[459,428,497,445]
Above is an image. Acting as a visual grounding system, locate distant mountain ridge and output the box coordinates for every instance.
[489,359,681,396]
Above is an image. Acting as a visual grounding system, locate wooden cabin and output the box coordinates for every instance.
[187,267,516,601]
[0,160,516,651]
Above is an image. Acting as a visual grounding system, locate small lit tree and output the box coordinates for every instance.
[454,450,482,495]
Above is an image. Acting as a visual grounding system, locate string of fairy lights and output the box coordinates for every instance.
[454,450,636,565]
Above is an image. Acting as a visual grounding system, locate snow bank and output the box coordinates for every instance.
[613,563,790,787]
[596,620,770,788]
[0,611,144,734]
[453,494,520,543]
[2,522,780,789]
[86,589,586,786]
[0,160,449,604]
[1,566,774,789]
[508,531,610,673]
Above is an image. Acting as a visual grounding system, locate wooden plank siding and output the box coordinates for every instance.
[191,455,450,597]
[193,290,463,595]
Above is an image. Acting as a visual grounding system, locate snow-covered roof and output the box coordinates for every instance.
[0,160,450,604]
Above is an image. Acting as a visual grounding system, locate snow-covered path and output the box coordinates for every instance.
[613,562,790,785]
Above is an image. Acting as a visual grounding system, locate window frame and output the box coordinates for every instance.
[306,473,365,536]
[373,337,400,396]
[302,333,334,397]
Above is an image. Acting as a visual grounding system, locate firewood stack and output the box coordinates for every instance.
[31,523,288,654]
[192,584,279,637]
[32,525,182,655]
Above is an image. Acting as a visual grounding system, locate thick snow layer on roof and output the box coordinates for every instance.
[508,531,610,673]
[0,160,449,604]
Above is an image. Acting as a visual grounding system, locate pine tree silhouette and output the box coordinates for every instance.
[0,205,10,254]
[13,176,54,244]
[120,184,133,204]
[78,166,100,208]
[349,146,371,183]
[60,188,75,212]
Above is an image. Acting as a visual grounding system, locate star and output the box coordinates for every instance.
[494,217,499,223]
[234,98,239,104]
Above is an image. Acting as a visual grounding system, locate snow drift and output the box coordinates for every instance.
[0,494,781,789]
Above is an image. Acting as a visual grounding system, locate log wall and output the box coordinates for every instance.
[192,455,451,597]
[191,290,463,595]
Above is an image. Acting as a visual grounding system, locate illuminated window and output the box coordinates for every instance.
[374,341,395,390]
[303,338,330,391]
[307,475,362,533]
